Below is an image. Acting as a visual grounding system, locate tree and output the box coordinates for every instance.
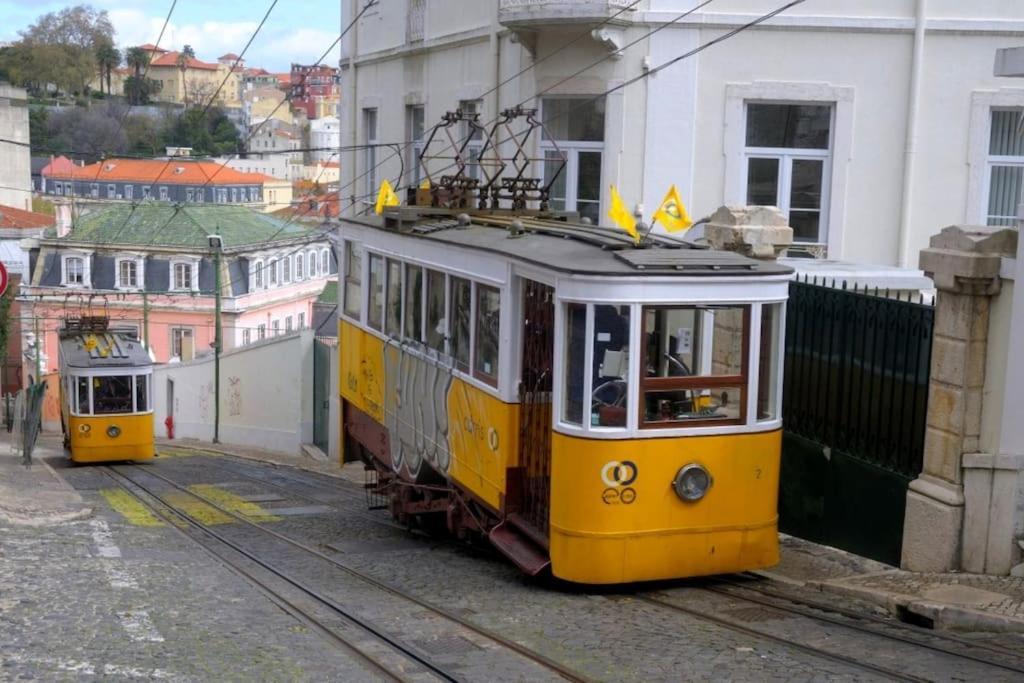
[124,46,158,105]
[95,39,120,96]
[177,44,196,107]
[46,103,128,161]
[29,108,49,152]
[161,107,241,157]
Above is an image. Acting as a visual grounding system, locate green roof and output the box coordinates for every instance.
[61,203,317,249]
[317,280,337,304]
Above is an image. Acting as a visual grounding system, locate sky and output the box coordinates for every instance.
[0,0,341,72]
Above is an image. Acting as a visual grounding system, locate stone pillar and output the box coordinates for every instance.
[704,206,793,260]
[901,225,1017,572]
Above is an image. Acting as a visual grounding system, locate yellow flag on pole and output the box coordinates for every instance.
[652,184,693,233]
[374,179,400,214]
[608,185,638,242]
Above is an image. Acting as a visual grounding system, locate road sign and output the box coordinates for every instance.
[0,261,7,297]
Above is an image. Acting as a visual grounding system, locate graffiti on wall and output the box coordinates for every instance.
[227,376,242,416]
[383,344,453,480]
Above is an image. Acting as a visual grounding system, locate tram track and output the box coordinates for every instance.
[105,463,593,683]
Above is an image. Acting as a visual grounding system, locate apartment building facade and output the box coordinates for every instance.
[0,83,31,212]
[339,0,1024,266]
[20,204,336,379]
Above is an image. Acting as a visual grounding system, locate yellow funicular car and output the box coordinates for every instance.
[339,108,792,584]
[59,316,155,463]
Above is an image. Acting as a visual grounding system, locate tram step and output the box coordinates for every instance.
[489,520,551,576]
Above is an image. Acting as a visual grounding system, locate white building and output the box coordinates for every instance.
[0,83,32,212]
[339,0,1024,266]
[309,115,341,163]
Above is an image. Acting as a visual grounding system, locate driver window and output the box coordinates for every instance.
[591,305,630,428]
[641,305,748,427]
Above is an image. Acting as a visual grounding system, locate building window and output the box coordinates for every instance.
[231,188,238,203]
[450,276,471,372]
[407,105,425,187]
[159,186,169,201]
[269,258,279,286]
[107,184,117,198]
[253,260,264,289]
[63,255,86,286]
[342,241,362,319]
[90,183,99,198]
[172,261,195,291]
[171,327,194,358]
[364,108,378,196]
[272,319,281,335]
[321,248,330,274]
[985,108,1024,226]
[282,255,292,283]
[285,315,293,332]
[308,250,318,278]
[460,99,484,181]
[540,96,605,224]
[257,323,266,340]
[295,253,304,281]
[474,283,500,386]
[143,186,151,199]
[117,258,140,289]
[54,182,64,196]
[125,185,134,200]
[744,103,832,243]
[243,328,251,345]
[186,188,194,202]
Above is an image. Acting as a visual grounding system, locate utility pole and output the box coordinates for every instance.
[209,234,223,444]
[33,313,40,384]
[142,291,150,349]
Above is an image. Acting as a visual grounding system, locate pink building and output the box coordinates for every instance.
[20,203,334,379]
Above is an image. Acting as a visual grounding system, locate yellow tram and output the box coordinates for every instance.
[338,206,791,584]
[59,317,155,463]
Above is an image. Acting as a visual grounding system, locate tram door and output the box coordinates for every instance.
[517,280,555,535]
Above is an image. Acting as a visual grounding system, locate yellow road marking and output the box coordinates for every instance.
[189,484,281,523]
[154,446,206,458]
[100,489,165,527]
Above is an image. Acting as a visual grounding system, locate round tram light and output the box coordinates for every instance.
[107,425,122,438]
[673,463,712,502]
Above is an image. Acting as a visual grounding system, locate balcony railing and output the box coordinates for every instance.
[407,0,426,43]
[498,0,638,27]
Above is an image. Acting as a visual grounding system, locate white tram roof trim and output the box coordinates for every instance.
[344,209,793,279]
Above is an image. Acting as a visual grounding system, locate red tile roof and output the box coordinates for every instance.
[0,204,55,229]
[219,52,241,61]
[42,158,275,186]
[150,52,219,71]
[40,156,79,176]
[138,43,168,54]
[274,192,340,220]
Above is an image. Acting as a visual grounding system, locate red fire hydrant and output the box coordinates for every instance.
[164,415,175,439]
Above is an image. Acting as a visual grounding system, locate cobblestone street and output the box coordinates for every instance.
[2,450,1024,682]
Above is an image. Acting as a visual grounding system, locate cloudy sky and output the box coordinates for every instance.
[0,0,341,72]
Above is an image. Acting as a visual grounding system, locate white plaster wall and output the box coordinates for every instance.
[153,330,314,455]
[0,83,32,211]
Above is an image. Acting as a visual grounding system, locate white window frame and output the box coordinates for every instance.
[61,251,92,288]
[107,183,117,198]
[170,327,194,359]
[257,323,266,340]
[285,315,293,332]
[460,99,484,182]
[295,252,304,281]
[308,250,318,277]
[407,104,425,187]
[966,90,1024,225]
[298,311,305,329]
[170,258,200,292]
[282,255,292,284]
[242,328,251,345]
[253,259,264,289]
[321,248,330,275]
[724,82,854,260]
[90,183,99,198]
[115,255,144,291]
[269,258,279,286]
[159,186,169,201]
[364,108,378,197]
[125,185,134,200]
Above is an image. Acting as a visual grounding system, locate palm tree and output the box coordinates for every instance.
[95,42,121,96]
[124,47,151,104]
[176,44,196,107]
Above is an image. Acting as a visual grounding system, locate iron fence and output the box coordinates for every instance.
[8,383,47,466]
[782,277,934,478]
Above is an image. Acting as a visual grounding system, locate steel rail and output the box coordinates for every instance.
[636,595,928,683]
[102,466,459,682]
[717,577,1024,670]
[122,463,594,683]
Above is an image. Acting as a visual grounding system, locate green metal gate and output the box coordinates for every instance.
[780,277,933,565]
[312,338,332,453]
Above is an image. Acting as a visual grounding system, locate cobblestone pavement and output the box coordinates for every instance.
[2,450,1022,681]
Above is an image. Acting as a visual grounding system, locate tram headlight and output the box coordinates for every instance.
[673,463,712,502]
[107,425,121,438]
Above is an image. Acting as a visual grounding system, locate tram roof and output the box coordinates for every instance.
[346,209,792,278]
[59,330,153,369]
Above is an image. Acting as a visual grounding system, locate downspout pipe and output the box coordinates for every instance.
[897,0,927,267]
[345,0,359,216]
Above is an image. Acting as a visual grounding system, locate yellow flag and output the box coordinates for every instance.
[607,185,638,242]
[419,178,431,190]
[652,184,693,233]
[374,179,400,214]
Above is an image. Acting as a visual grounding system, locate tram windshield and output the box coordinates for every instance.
[563,301,780,431]
[70,374,152,415]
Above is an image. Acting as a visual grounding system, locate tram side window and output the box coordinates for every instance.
[342,240,362,320]
[426,269,446,353]
[404,264,424,343]
[450,277,471,372]
[76,376,90,414]
[592,305,631,427]
[135,375,149,413]
[93,376,133,415]
[474,284,500,386]
[367,253,384,331]
[563,303,587,425]
[385,259,402,337]
[758,303,782,420]
[641,305,748,426]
